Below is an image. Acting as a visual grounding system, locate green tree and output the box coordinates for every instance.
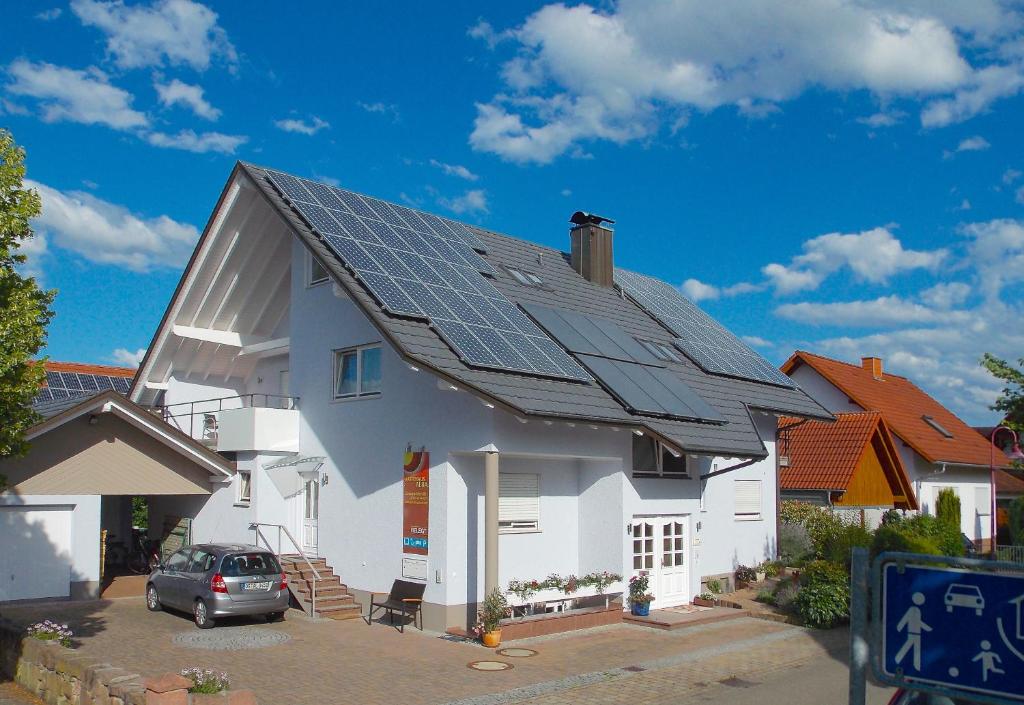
[982,354,1024,448]
[1009,497,1024,547]
[936,488,961,532]
[0,129,55,458]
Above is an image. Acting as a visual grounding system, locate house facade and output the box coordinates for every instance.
[782,352,1002,547]
[121,163,829,630]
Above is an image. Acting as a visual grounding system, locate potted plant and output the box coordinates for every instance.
[734,565,757,588]
[474,588,510,647]
[628,574,654,616]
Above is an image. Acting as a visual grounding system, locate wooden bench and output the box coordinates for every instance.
[367,579,425,632]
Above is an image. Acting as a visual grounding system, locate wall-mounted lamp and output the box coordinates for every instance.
[625,522,632,535]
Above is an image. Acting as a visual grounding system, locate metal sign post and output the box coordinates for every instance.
[872,551,1024,705]
[849,547,869,705]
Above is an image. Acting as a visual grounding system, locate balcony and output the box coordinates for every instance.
[160,394,299,453]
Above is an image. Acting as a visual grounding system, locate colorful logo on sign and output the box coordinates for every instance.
[403,449,429,555]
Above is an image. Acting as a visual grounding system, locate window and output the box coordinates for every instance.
[632,435,689,478]
[165,549,191,571]
[922,415,954,439]
[976,487,991,516]
[308,252,329,286]
[237,470,252,505]
[505,266,544,287]
[734,479,762,520]
[637,339,681,363]
[187,548,216,574]
[333,344,382,399]
[499,473,540,532]
[220,552,281,577]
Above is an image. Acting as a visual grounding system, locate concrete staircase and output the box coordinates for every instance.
[279,555,362,620]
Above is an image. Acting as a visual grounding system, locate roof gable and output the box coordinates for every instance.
[782,351,996,467]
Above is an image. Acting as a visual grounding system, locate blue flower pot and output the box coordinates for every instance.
[631,602,651,616]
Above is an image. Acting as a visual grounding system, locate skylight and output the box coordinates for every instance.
[922,415,953,439]
[506,266,543,287]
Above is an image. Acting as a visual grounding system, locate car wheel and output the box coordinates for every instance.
[146,584,161,612]
[267,611,286,623]
[193,599,216,629]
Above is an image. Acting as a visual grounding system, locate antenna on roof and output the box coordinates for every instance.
[570,211,615,227]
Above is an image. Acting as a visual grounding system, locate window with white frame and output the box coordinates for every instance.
[333,344,382,399]
[734,479,762,520]
[308,252,329,286]
[632,435,689,478]
[237,470,252,505]
[499,473,540,533]
[975,486,991,517]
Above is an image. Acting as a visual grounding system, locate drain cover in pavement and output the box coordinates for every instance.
[495,648,537,658]
[467,661,514,671]
[173,628,290,651]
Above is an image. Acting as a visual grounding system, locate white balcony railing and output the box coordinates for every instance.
[159,393,299,452]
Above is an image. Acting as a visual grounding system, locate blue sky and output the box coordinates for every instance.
[3,1,1023,424]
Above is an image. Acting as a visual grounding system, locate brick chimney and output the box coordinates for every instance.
[570,211,615,287]
[861,356,884,379]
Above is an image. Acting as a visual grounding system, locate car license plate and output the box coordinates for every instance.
[243,581,271,591]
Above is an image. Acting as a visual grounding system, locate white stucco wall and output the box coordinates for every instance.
[0,493,101,587]
[788,365,863,414]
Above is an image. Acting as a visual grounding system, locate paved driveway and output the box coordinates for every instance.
[1,599,886,705]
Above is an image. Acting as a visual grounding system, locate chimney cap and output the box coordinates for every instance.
[570,211,615,227]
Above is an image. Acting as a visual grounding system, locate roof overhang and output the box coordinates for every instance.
[26,391,235,478]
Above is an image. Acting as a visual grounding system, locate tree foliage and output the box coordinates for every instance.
[982,353,1024,433]
[0,129,55,458]
[1009,497,1024,547]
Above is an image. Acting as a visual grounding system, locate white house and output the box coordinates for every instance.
[115,163,830,630]
[781,351,1001,547]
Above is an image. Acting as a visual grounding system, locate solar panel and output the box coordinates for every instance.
[34,369,134,406]
[264,170,590,382]
[524,304,724,423]
[614,268,796,388]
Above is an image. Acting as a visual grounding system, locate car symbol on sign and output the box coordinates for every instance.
[945,583,984,616]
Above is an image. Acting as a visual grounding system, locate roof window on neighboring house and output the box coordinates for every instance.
[923,415,954,439]
[637,338,682,363]
[506,266,544,287]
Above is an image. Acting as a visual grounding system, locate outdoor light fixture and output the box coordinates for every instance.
[633,430,644,436]
[989,425,1023,556]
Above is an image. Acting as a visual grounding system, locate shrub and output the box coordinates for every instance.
[1008,497,1024,546]
[734,565,757,583]
[871,524,940,557]
[822,524,874,570]
[755,589,776,605]
[936,489,961,532]
[26,620,72,647]
[780,500,821,525]
[474,588,510,635]
[779,523,814,565]
[180,668,229,694]
[773,581,801,611]
[870,514,964,558]
[760,560,783,578]
[705,578,722,594]
[795,560,850,628]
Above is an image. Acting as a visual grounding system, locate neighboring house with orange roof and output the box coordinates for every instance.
[781,351,1007,546]
[779,412,917,526]
[34,360,136,404]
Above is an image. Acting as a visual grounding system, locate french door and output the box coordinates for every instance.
[631,515,690,608]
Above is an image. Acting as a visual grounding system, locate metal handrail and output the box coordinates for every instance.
[250,522,320,618]
[158,394,300,439]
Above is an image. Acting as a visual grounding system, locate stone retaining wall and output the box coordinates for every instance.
[0,619,256,705]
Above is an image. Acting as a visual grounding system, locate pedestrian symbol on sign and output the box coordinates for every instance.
[895,592,931,672]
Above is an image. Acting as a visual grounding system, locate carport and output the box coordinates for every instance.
[0,391,235,602]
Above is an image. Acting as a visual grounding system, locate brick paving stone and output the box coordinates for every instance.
[0,681,44,705]
[1,598,844,705]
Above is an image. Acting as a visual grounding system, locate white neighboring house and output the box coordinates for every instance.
[782,351,1002,547]
[125,163,830,630]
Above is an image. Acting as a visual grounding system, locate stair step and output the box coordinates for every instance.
[287,568,334,580]
[295,585,349,597]
[316,604,362,620]
[305,595,355,609]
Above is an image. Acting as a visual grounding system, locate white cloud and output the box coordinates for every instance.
[469,1,1023,163]
[1002,168,1022,185]
[956,198,972,211]
[144,129,246,154]
[6,60,148,130]
[111,347,146,367]
[920,281,971,309]
[856,109,906,127]
[762,226,947,295]
[776,296,970,327]
[70,0,237,71]
[468,19,513,49]
[944,134,991,157]
[1017,186,1024,204]
[561,188,572,197]
[960,218,1024,301]
[357,101,399,121]
[680,278,759,301]
[438,189,489,215]
[15,230,48,280]
[26,179,199,272]
[429,159,479,181]
[36,8,62,20]
[274,116,329,135]
[742,335,772,348]
[154,78,220,120]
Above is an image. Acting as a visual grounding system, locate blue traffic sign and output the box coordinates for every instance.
[877,557,1024,703]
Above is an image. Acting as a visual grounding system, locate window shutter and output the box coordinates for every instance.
[499,474,540,530]
[734,479,762,517]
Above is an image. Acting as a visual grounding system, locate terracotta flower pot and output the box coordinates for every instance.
[482,630,502,648]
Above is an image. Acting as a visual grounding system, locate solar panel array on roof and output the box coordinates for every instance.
[35,370,132,403]
[614,268,796,388]
[523,303,725,423]
[264,170,591,382]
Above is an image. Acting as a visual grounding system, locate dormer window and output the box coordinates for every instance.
[923,415,953,439]
[637,338,681,363]
[632,435,689,478]
[506,266,543,287]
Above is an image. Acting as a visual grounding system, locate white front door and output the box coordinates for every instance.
[632,515,690,609]
[301,479,319,556]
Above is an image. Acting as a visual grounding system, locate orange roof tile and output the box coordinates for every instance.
[43,360,136,377]
[782,351,998,468]
[996,469,1024,496]
[780,412,882,490]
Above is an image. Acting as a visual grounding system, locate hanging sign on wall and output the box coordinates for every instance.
[403,448,429,555]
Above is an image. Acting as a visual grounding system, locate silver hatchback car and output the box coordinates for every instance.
[146,543,291,629]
